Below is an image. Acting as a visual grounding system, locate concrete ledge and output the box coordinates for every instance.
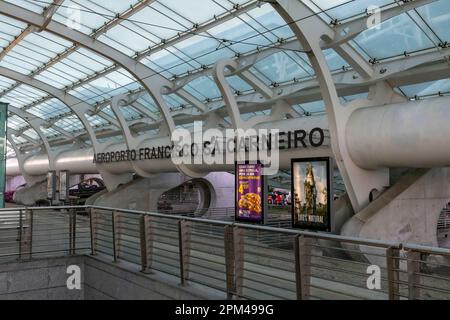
[84,254,225,300]
[0,256,85,300]
[0,254,226,300]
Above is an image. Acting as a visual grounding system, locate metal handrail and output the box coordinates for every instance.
[2,204,449,252]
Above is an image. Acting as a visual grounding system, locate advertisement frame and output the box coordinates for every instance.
[291,157,332,232]
[235,161,266,224]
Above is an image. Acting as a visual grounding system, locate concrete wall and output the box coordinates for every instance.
[358,168,450,247]
[0,255,223,300]
[83,256,218,300]
[92,172,235,212]
[0,256,84,300]
[341,168,450,266]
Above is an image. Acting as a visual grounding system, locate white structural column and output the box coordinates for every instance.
[6,132,43,185]
[110,93,155,178]
[273,0,391,211]
[213,58,314,129]
[213,59,276,130]
[213,60,245,130]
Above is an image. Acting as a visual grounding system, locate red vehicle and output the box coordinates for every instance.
[275,194,283,205]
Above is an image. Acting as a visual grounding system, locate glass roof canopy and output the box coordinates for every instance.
[0,0,448,154]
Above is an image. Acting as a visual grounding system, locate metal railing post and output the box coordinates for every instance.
[17,209,23,260]
[386,246,401,300]
[224,225,235,299]
[112,211,120,262]
[234,227,244,299]
[69,208,76,255]
[407,250,421,300]
[294,235,311,300]
[178,220,191,285]
[20,208,34,260]
[73,208,77,254]
[28,209,33,259]
[140,214,153,273]
[89,208,96,255]
[223,226,245,299]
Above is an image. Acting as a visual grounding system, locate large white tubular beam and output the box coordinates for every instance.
[7,115,330,176]
[347,97,450,169]
[7,96,450,177]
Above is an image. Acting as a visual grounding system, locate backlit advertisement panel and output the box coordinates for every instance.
[291,158,332,231]
[235,163,264,223]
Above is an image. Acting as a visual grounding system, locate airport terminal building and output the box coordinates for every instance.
[0,0,449,301]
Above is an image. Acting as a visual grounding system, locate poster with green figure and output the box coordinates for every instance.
[291,157,332,232]
[0,103,7,208]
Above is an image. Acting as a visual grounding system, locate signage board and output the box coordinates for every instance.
[291,157,332,231]
[235,162,265,223]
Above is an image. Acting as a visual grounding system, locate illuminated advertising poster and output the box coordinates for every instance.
[235,163,264,223]
[291,158,332,231]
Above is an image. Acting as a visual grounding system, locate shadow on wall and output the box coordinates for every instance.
[341,168,450,267]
